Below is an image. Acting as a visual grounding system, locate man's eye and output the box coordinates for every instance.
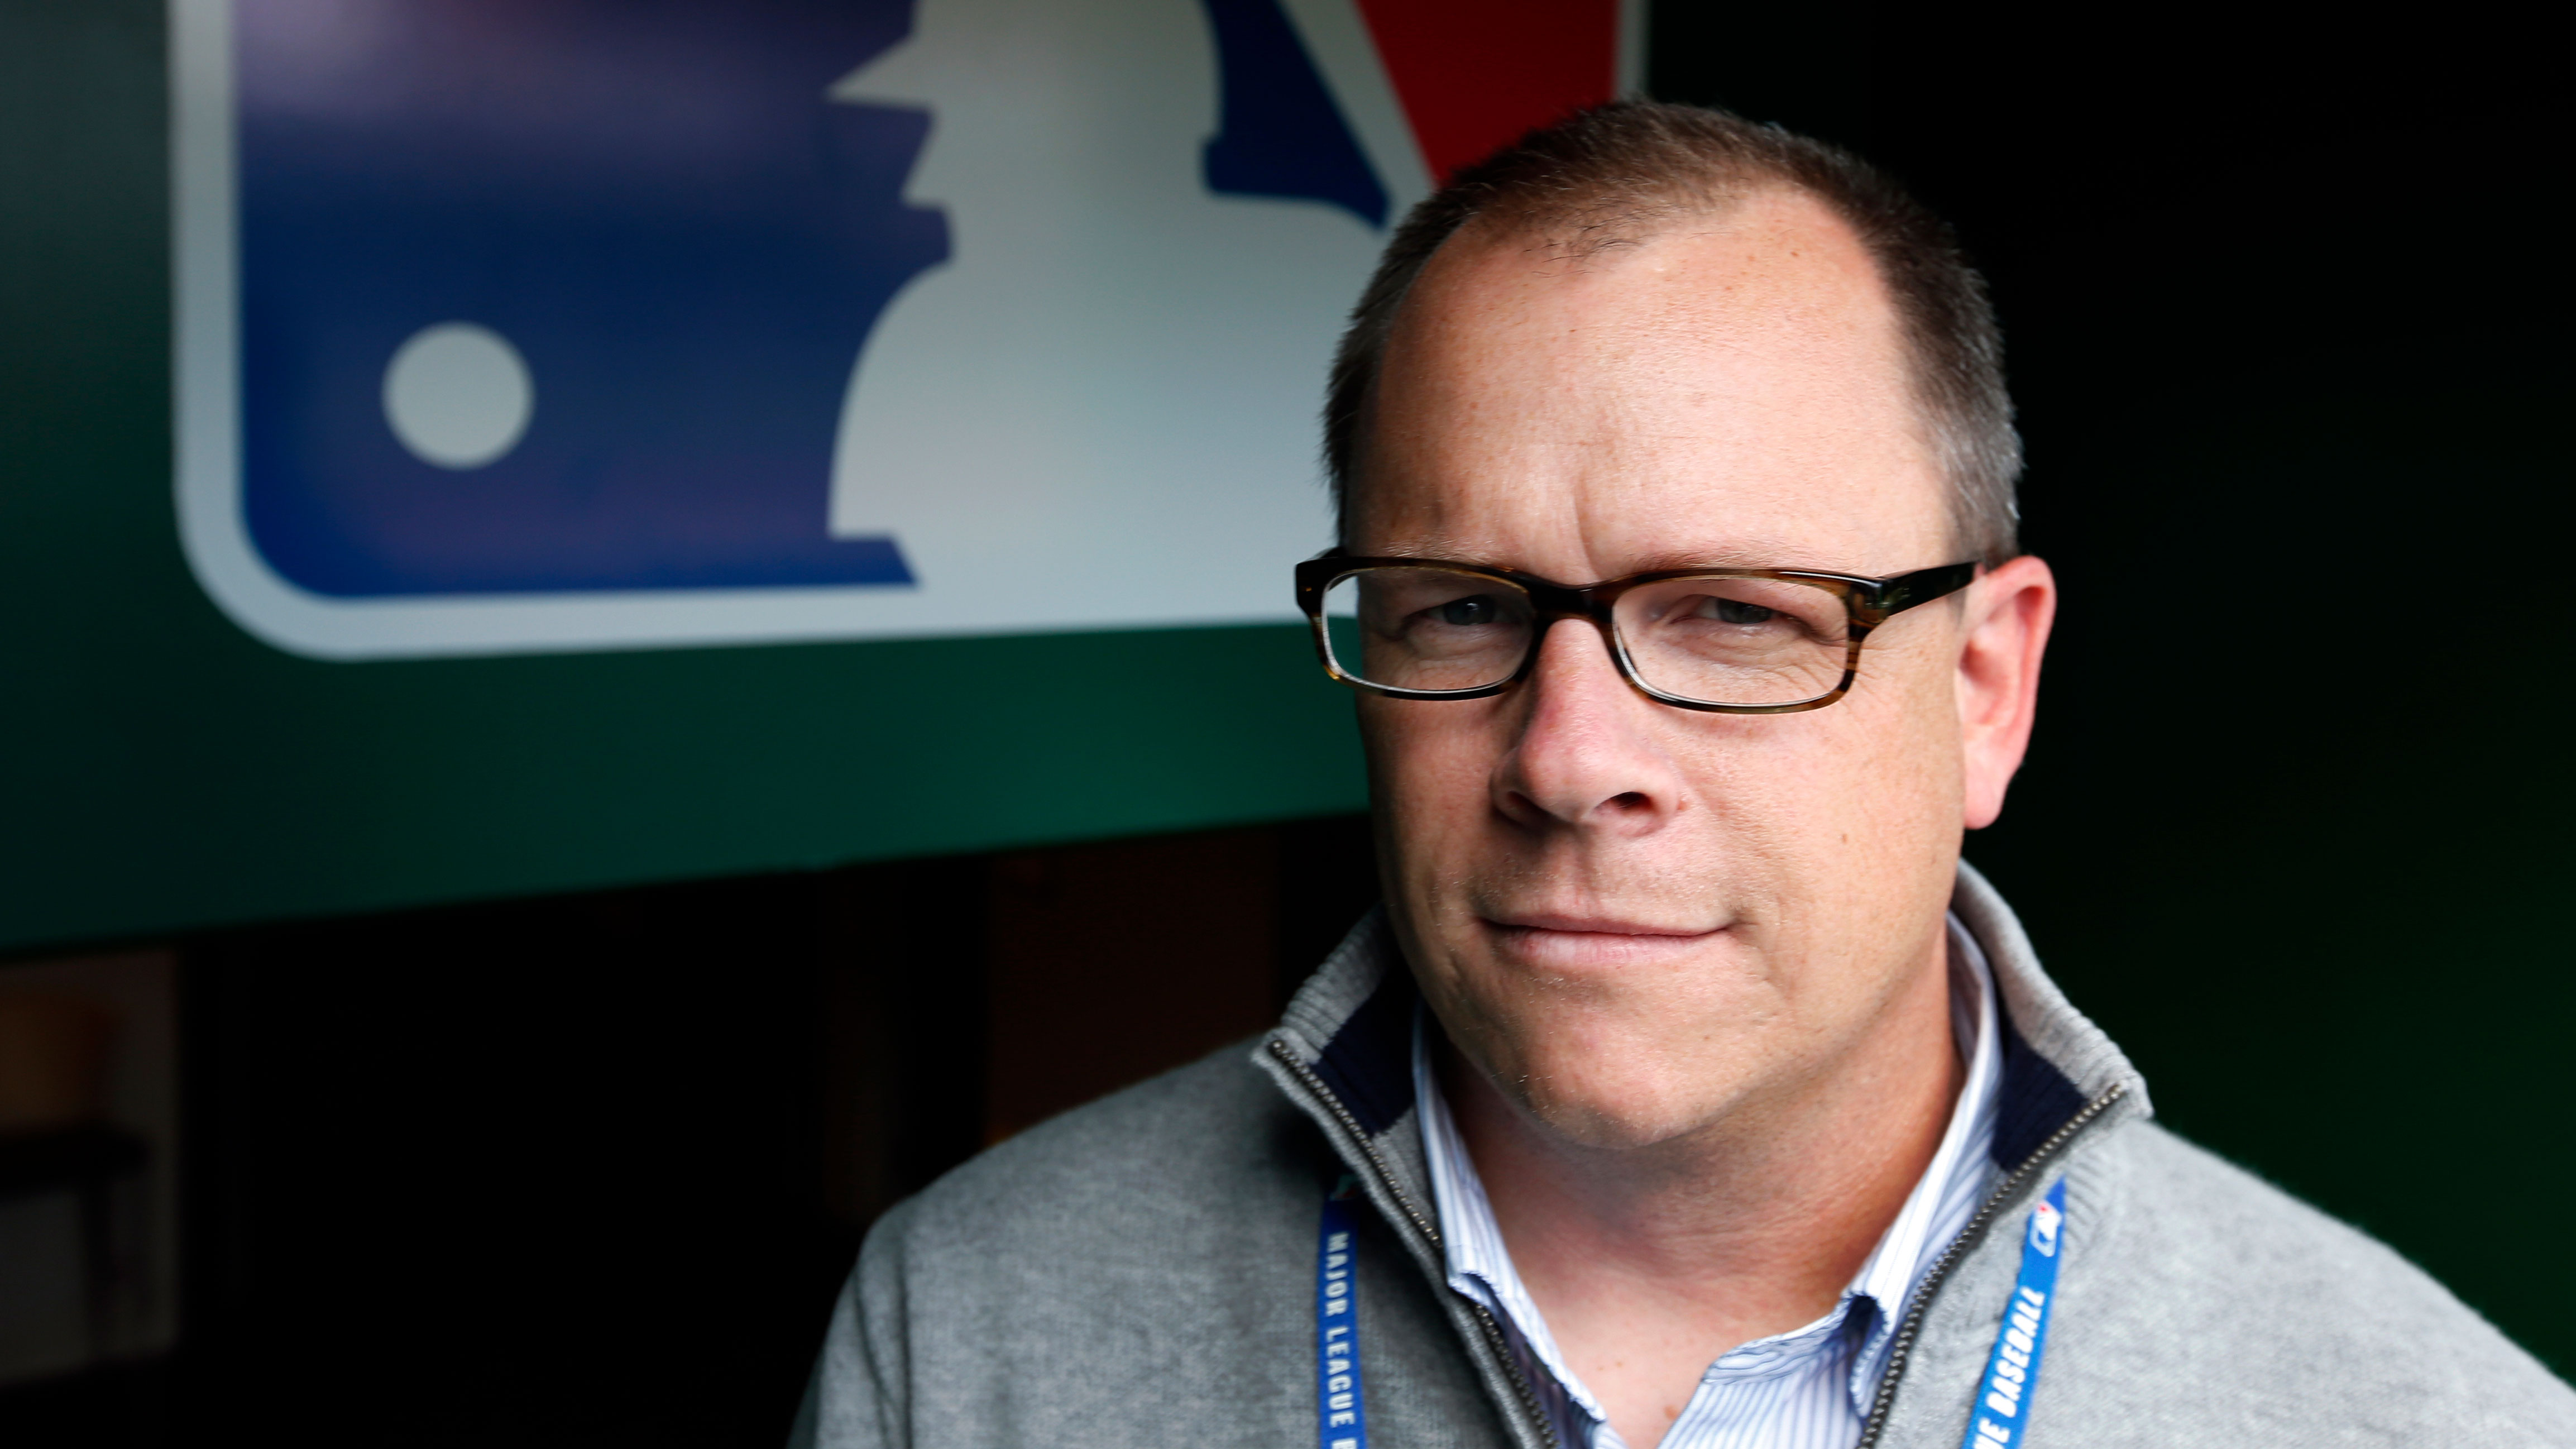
[1695,597,1777,625]
[1434,596,1501,627]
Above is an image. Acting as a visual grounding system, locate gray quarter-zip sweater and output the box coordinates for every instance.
[794,863,2573,1447]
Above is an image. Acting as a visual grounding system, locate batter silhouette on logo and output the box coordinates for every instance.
[824,0,1394,635]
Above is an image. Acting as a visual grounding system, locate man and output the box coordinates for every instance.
[796,102,2572,1447]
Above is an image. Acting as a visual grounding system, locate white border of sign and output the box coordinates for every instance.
[170,0,1638,661]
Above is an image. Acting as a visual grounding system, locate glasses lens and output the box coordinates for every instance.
[1614,576,1852,706]
[1322,567,1535,694]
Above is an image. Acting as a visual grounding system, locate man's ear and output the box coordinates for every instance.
[1957,554,2057,830]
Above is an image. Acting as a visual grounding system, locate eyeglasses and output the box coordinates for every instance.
[1295,552,1978,714]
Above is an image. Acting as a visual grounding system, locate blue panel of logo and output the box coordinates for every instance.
[231,0,1379,599]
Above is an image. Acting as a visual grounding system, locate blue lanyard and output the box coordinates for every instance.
[1960,1178,2067,1448]
[1316,1175,1370,1449]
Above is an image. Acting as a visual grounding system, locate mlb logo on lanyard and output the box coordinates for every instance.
[2027,1195,2061,1255]
[173,0,1639,658]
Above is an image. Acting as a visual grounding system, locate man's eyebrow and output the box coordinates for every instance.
[1368,541,1857,576]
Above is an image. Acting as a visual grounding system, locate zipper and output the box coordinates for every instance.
[1853,1081,2129,1448]
[1467,1299,1564,1449]
[1267,1037,1441,1247]
[1267,1037,1563,1449]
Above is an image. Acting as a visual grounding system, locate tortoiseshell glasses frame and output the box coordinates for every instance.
[1294,552,1979,715]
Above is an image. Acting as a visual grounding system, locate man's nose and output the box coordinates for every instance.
[1490,616,1688,835]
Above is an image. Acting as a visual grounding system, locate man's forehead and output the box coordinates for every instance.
[1415,187,1891,341]
[1356,188,1950,577]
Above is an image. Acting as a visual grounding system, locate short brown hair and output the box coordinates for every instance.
[1324,100,2022,565]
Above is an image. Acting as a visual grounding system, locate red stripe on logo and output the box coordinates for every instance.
[1352,0,1622,184]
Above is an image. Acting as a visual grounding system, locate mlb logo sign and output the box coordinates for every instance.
[174,0,1639,658]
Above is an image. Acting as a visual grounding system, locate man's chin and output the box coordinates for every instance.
[1460,1030,1759,1154]
[1499,1076,1734,1154]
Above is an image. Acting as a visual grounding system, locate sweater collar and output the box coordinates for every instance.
[1256,859,2152,1236]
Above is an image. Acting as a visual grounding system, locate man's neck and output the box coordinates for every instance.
[1437,944,1965,1448]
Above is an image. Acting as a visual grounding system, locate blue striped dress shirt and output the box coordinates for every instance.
[1414,915,2004,1449]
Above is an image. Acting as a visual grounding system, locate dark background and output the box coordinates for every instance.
[1653,0,2573,1377]
[6,0,2570,1444]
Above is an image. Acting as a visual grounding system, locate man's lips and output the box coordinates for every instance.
[1486,912,1713,936]
[1479,913,1727,967]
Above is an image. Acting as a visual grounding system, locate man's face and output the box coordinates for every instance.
[1353,189,2029,1150]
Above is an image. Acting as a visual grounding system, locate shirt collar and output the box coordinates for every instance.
[1844,914,2004,1396]
[1413,912,2005,1432]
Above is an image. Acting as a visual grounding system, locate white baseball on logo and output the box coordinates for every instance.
[382,322,535,470]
